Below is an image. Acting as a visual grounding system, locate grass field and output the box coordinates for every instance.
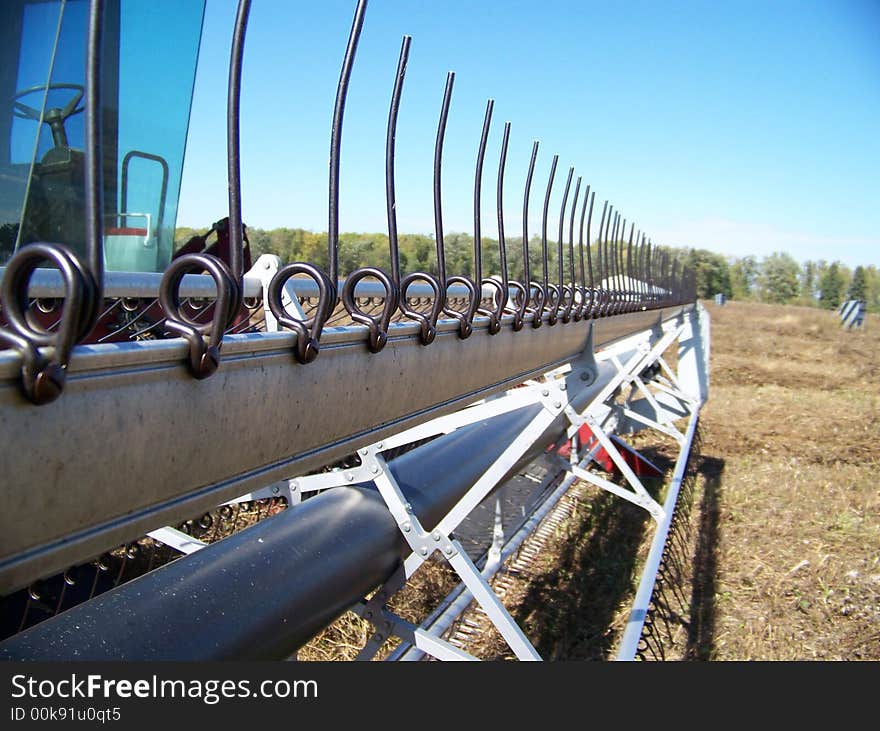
[692,300,879,660]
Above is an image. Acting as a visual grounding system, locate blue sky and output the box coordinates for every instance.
[177,0,880,268]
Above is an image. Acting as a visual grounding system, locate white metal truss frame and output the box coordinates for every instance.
[381,304,709,661]
[144,305,709,662]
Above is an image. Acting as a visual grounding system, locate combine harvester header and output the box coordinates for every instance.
[0,0,709,661]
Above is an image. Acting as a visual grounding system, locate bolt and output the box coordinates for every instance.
[346,473,354,482]
[432,531,441,541]
[444,547,454,556]
[291,482,298,491]
[271,485,280,495]
[420,546,428,556]
[580,371,590,381]
[371,464,379,474]
[541,388,549,397]
[405,503,413,513]
[553,401,562,409]
[376,442,383,449]
[559,382,567,391]
[403,522,411,533]
[360,448,369,456]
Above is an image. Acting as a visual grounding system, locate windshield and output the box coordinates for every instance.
[0,0,205,272]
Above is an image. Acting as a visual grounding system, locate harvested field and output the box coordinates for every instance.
[693,300,879,660]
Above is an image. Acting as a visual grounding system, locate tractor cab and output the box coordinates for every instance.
[0,0,205,272]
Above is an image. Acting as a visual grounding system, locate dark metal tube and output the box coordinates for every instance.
[0,362,616,660]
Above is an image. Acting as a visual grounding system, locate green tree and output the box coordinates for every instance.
[684,248,731,298]
[799,260,816,304]
[759,252,799,304]
[818,261,846,309]
[848,265,867,301]
[730,255,758,299]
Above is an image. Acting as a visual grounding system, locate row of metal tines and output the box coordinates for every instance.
[0,0,695,405]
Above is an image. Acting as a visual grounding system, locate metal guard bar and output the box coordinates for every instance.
[0,306,690,593]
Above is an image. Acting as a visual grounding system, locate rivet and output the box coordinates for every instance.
[371,465,379,474]
[291,482,299,491]
[432,531,441,541]
[346,473,354,482]
[420,547,428,556]
[559,382,567,391]
[541,388,549,397]
[403,522,411,533]
[376,442,383,449]
[553,401,562,409]
[271,485,280,494]
[444,547,454,556]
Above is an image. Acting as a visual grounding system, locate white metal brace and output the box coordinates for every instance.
[363,446,541,661]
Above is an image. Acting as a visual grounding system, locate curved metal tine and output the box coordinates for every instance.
[605,209,618,315]
[541,155,559,324]
[497,121,524,330]
[578,188,596,318]
[435,72,478,339]
[389,36,442,345]
[595,201,607,316]
[602,205,615,316]
[521,140,543,327]
[624,222,633,311]
[159,0,251,375]
[634,231,644,309]
[567,176,582,320]
[619,218,627,310]
[671,258,680,305]
[616,215,625,315]
[660,250,669,306]
[328,0,368,301]
[645,238,653,307]
[226,0,250,297]
[621,220,631,310]
[664,250,672,306]
[612,213,621,312]
[639,232,647,309]
[555,166,574,322]
[272,0,366,360]
[474,99,504,334]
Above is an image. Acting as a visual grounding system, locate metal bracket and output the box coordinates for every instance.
[356,447,542,660]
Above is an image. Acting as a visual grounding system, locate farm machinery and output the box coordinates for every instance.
[0,0,709,661]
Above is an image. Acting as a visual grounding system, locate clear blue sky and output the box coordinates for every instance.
[177,0,880,268]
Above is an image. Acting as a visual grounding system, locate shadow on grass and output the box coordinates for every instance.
[511,488,653,660]
[685,454,724,660]
[508,436,726,661]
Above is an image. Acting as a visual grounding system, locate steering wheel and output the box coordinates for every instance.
[13,83,85,147]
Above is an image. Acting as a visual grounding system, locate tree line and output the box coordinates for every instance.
[676,248,879,312]
[175,225,879,312]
